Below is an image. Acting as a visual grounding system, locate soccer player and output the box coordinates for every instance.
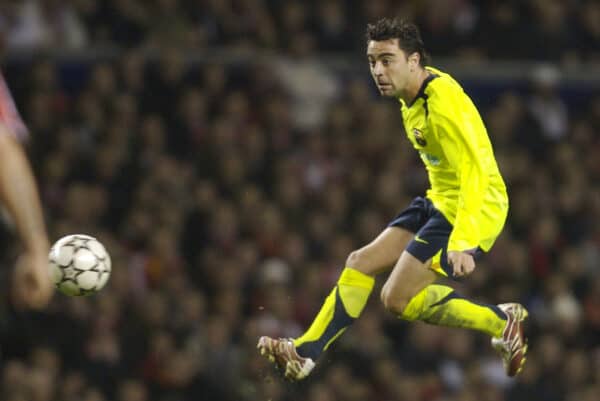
[258,18,528,380]
[0,71,53,309]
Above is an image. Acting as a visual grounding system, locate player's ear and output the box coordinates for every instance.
[409,52,420,69]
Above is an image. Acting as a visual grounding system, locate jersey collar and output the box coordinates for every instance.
[407,71,439,108]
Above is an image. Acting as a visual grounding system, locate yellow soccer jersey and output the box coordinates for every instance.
[399,66,508,252]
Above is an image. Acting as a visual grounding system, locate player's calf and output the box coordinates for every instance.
[380,284,410,316]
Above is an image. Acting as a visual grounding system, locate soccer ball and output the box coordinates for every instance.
[49,234,111,296]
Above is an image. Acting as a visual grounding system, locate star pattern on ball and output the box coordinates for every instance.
[63,266,77,280]
[62,236,94,255]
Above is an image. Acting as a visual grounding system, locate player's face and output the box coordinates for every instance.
[367,39,415,97]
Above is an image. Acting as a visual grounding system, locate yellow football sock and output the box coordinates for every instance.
[294,267,374,359]
[400,284,507,337]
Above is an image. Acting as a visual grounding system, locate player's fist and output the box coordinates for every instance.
[12,249,54,310]
[447,250,476,277]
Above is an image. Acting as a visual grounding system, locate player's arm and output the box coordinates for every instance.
[0,129,48,251]
[0,126,53,308]
[429,95,490,274]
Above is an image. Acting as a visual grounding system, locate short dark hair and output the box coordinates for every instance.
[366,18,429,67]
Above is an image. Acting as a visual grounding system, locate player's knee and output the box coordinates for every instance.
[346,249,368,271]
[380,285,408,315]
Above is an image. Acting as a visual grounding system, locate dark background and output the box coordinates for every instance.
[0,1,598,401]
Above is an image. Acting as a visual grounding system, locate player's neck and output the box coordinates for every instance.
[401,68,430,105]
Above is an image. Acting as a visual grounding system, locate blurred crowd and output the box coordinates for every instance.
[0,0,599,63]
[0,1,599,401]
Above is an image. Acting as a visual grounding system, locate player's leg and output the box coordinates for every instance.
[382,252,527,376]
[258,226,413,380]
[381,250,508,337]
[381,206,527,376]
[293,226,413,355]
[381,201,510,334]
[288,196,437,365]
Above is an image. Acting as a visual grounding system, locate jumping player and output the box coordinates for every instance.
[258,18,528,380]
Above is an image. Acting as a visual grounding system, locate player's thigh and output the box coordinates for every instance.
[380,250,437,312]
[346,226,413,276]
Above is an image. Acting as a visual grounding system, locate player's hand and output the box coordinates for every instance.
[12,248,54,310]
[447,251,476,277]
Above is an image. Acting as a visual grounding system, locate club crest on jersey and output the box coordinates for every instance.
[413,128,427,146]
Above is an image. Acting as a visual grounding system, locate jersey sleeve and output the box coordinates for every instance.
[0,72,28,141]
[428,91,489,252]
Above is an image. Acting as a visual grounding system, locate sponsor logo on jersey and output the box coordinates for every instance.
[413,128,427,146]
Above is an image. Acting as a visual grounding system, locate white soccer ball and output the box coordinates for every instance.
[49,234,111,296]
